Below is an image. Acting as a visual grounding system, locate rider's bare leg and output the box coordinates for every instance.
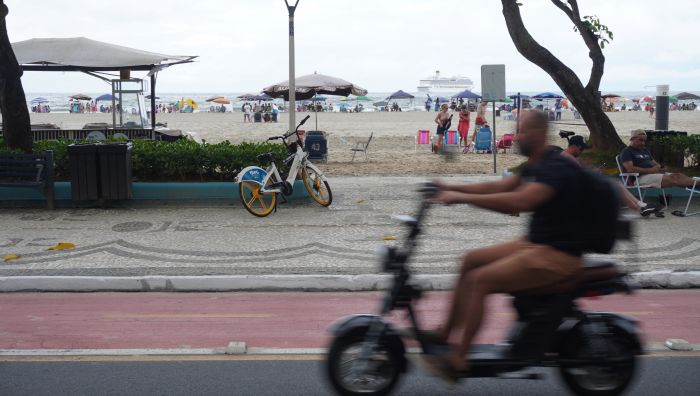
[436,239,525,342]
[448,243,581,371]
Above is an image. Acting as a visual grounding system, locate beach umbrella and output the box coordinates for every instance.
[508,94,531,100]
[263,72,368,129]
[452,89,481,100]
[30,97,49,104]
[70,93,92,100]
[311,94,327,101]
[373,100,388,107]
[206,96,225,102]
[669,96,678,103]
[236,93,257,100]
[95,93,114,102]
[601,93,621,99]
[252,93,274,101]
[532,92,564,99]
[675,92,700,100]
[386,90,415,100]
[208,97,231,104]
[263,72,367,101]
[607,97,629,103]
[640,95,654,103]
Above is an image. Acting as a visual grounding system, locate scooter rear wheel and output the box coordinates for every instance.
[327,332,403,396]
[559,332,637,396]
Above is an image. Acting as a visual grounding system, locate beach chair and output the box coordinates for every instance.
[474,127,492,153]
[496,133,514,153]
[680,177,700,216]
[444,130,459,146]
[415,130,431,151]
[351,132,373,162]
[615,155,668,208]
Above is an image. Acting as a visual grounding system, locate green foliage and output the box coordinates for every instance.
[575,15,613,49]
[0,138,290,181]
[650,134,700,169]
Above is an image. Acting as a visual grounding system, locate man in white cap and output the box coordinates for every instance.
[620,130,694,189]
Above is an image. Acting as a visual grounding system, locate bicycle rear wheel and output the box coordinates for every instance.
[302,166,332,207]
[239,180,277,217]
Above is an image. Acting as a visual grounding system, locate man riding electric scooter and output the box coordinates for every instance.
[425,110,601,381]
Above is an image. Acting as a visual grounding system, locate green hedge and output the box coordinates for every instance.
[0,138,290,181]
[648,134,700,169]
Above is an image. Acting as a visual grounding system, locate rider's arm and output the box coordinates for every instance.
[438,175,521,195]
[435,182,554,214]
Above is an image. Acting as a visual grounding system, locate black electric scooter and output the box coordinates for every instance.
[326,183,643,396]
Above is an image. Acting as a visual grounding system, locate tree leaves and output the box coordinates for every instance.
[574,15,614,49]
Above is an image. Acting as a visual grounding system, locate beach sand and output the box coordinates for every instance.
[18,109,700,176]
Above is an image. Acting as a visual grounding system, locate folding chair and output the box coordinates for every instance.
[444,130,459,146]
[681,177,700,216]
[415,130,431,151]
[351,132,373,162]
[474,127,492,153]
[496,133,514,153]
[615,155,668,208]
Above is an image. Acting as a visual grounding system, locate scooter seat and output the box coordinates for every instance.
[517,262,622,296]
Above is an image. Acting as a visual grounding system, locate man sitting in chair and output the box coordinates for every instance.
[620,130,695,189]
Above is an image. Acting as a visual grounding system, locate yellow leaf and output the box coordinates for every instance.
[356,198,365,204]
[3,254,20,262]
[382,235,396,241]
[47,242,76,251]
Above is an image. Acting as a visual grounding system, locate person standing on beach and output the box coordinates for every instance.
[473,100,489,137]
[457,105,470,146]
[243,102,252,122]
[434,103,450,153]
[425,95,432,112]
[554,99,563,120]
[435,98,440,112]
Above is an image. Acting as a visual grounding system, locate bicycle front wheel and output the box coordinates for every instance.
[302,166,332,207]
[239,180,277,217]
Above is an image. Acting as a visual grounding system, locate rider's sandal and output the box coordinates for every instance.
[417,354,465,388]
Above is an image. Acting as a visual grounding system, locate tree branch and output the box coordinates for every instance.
[550,0,605,92]
[501,0,586,95]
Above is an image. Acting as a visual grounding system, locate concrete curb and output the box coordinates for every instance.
[0,271,699,292]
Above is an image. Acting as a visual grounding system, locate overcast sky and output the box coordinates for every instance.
[6,0,700,94]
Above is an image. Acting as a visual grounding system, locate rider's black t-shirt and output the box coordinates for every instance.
[520,149,584,256]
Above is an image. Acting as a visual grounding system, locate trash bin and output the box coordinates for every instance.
[305,131,328,162]
[644,130,687,168]
[68,143,100,201]
[98,143,133,200]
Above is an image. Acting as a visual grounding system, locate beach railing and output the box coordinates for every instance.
[10,128,157,141]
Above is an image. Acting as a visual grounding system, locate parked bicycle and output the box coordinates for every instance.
[235,115,332,217]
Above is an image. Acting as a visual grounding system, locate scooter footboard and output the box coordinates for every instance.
[328,314,408,372]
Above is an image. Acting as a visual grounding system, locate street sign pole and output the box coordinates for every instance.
[285,0,300,135]
[481,64,506,174]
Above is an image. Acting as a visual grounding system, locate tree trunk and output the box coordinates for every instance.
[0,1,32,153]
[501,0,624,151]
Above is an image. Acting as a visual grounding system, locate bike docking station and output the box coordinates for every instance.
[235,115,333,217]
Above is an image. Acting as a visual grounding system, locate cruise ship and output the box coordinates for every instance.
[417,70,474,94]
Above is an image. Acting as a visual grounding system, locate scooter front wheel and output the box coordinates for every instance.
[327,332,403,396]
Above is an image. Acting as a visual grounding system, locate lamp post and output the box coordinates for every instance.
[285,0,299,135]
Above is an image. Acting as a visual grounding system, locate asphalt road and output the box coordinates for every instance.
[1,356,698,396]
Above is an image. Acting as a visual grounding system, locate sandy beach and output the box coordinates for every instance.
[21,109,700,176]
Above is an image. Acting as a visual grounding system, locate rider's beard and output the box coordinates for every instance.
[517,141,533,157]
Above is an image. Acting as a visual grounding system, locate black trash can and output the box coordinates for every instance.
[68,143,100,201]
[305,131,328,162]
[98,143,133,200]
[644,130,687,168]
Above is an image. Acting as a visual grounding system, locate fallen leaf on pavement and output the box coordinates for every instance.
[47,242,76,251]
[3,254,20,262]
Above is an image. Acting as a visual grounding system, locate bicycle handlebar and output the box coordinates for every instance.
[268,115,311,141]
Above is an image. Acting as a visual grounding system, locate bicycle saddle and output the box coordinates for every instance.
[256,152,276,163]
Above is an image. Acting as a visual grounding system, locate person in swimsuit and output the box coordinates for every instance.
[457,105,470,146]
[434,104,450,153]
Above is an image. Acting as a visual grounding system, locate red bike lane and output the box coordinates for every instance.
[0,290,697,350]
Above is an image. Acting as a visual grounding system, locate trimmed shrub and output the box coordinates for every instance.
[0,138,290,181]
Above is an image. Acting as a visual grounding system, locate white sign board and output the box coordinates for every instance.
[481,65,506,101]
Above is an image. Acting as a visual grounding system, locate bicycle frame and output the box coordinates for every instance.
[259,144,310,194]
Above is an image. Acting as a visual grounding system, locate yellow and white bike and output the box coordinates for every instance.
[235,115,332,217]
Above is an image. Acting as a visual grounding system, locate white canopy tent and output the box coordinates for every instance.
[12,37,196,128]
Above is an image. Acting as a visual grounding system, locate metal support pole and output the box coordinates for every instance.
[492,101,497,173]
[285,0,299,135]
[150,74,156,130]
[515,92,521,135]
